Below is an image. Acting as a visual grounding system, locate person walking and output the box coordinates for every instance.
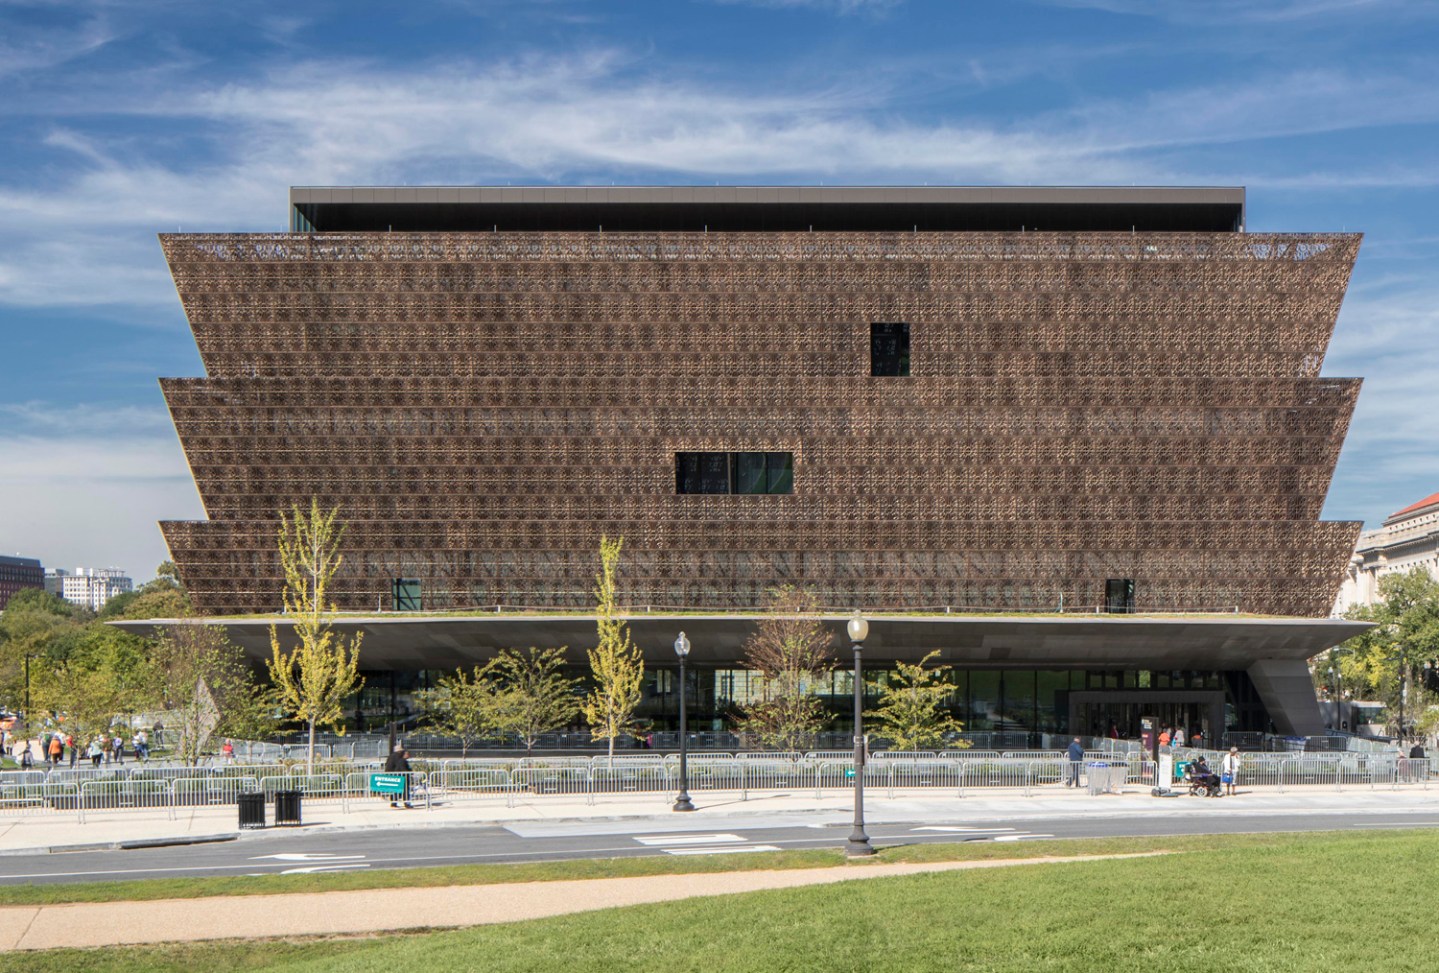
[87,736,103,767]
[67,733,78,767]
[1066,737,1084,787]
[1221,746,1240,796]
[111,734,124,765]
[383,744,414,808]
[47,734,62,767]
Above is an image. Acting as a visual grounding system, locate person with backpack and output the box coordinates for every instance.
[382,744,414,808]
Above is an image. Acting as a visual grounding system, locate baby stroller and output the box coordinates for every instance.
[1184,761,1222,797]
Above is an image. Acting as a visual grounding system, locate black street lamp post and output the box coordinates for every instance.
[673,631,695,812]
[845,611,874,857]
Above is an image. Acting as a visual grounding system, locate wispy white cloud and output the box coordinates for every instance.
[0,10,115,79]
[5,51,1435,311]
[1029,0,1428,25]
[0,433,202,575]
[709,0,901,12]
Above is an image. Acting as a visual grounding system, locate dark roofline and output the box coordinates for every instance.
[289,185,1246,234]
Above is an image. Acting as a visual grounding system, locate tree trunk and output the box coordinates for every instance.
[607,732,614,769]
[307,719,316,775]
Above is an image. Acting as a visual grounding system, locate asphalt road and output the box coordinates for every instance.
[2,808,1438,886]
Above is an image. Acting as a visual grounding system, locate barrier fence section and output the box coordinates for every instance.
[3,751,1436,823]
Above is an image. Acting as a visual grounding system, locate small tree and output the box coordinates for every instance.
[150,622,275,765]
[266,499,365,773]
[484,647,581,754]
[735,586,835,753]
[583,536,646,764]
[867,650,967,751]
[421,667,495,756]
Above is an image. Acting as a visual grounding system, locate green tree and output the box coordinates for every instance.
[483,647,581,754]
[150,622,275,765]
[266,499,365,773]
[421,667,496,756]
[28,624,149,742]
[866,650,967,751]
[582,536,646,764]
[734,587,834,753]
[98,560,192,621]
[0,589,83,714]
[1334,568,1439,740]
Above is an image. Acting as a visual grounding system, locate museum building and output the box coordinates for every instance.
[147,186,1370,740]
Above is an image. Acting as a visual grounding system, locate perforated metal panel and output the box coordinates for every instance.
[158,228,1362,617]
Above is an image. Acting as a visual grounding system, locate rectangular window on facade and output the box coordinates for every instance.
[736,452,768,495]
[675,452,795,495]
[392,578,422,611]
[1104,578,1135,614]
[871,322,911,376]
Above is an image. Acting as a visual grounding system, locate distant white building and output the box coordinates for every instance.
[1335,491,1439,614]
[45,567,134,611]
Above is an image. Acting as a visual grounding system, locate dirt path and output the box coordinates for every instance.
[1,852,1168,952]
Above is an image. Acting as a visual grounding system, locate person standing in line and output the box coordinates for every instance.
[383,744,414,808]
[1221,747,1240,797]
[1066,737,1084,787]
[1158,728,1171,750]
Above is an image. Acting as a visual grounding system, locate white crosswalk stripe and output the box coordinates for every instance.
[633,832,780,855]
[911,826,1051,842]
[633,833,746,846]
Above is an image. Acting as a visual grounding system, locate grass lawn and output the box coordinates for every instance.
[18,829,1439,972]
[0,834,1207,906]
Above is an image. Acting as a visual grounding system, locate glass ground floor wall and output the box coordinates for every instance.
[345,665,1276,743]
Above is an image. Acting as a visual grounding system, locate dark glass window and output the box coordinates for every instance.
[871,322,911,376]
[736,452,767,495]
[1104,578,1135,614]
[675,452,795,495]
[765,452,793,494]
[392,578,422,611]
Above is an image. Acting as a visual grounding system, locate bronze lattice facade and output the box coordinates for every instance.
[159,187,1362,618]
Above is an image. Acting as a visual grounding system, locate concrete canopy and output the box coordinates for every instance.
[113,613,1365,671]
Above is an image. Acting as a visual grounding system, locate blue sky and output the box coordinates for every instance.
[2,0,1437,582]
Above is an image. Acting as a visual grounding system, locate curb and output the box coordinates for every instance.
[0,833,239,857]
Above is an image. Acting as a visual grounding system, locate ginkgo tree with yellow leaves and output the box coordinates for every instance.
[266,499,365,774]
[583,536,646,766]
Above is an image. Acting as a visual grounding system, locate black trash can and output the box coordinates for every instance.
[237,791,266,829]
[273,789,302,827]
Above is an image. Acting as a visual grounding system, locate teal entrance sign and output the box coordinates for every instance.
[369,773,408,794]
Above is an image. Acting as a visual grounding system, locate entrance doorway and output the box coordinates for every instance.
[1070,691,1225,745]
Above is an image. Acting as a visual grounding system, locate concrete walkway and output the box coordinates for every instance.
[2,783,1438,855]
[0,852,1168,951]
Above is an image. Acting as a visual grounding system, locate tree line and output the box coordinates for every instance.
[0,502,972,765]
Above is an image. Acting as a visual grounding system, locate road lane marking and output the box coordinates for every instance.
[250,853,367,862]
[279,863,373,875]
[633,834,746,846]
[664,845,783,856]
[911,827,1018,833]
[993,835,1053,842]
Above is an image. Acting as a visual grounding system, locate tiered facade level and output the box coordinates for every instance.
[159,189,1362,617]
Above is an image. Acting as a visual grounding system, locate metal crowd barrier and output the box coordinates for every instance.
[5,751,1437,823]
